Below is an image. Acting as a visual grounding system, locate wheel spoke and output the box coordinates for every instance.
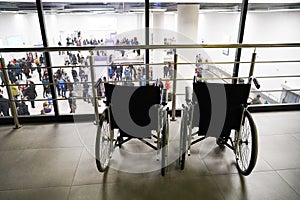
[96,112,113,172]
[235,110,258,175]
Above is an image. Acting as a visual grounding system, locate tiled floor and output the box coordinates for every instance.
[0,111,300,200]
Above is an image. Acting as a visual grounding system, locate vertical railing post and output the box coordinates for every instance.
[232,0,249,84]
[171,52,178,121]
[0,58,22,129]
[145,0,150,85]
[89,55,100,124]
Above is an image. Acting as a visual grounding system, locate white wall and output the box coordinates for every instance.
[45,14,118,46]
[242,11,300,98]
[195,11,300,100]
[198,12,240,75]
[0,13,42,47]
[163,13,177,32]
[0,13,140,47]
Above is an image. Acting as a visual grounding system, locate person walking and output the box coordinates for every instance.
[0,89,10,116]
[24,81,37,108]
[82,78,89,102]
[68,91,76,113]
[59,77,66,98]
[17,97,30,116]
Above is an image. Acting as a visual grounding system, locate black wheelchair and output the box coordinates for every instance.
[179,78,260,176]
[95,83,170,176]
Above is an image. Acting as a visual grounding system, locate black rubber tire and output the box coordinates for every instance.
[179,114,187,170]
[235,110,258,176]
[95,109,112,172]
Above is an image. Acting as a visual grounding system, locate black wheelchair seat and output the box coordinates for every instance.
[192,81,251,137]
[104,83,161,138]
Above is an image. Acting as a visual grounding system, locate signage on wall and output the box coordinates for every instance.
[222,48,229,56]
[6,35,23,47]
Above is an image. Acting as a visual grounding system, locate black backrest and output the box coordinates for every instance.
[104,83,161,138]
[192,82,250,137]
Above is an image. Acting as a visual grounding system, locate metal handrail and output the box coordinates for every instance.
[1,42,300,53]
[176,89,300,96]
[1,43,300,122]
[1,59,299,71]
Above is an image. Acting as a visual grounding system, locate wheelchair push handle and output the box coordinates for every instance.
[185,86,192,103]
[253,78,260,89]
[248,76,260,90]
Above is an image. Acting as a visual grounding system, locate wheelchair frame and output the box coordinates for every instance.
[95,83,170,176]
[179,78,259,176]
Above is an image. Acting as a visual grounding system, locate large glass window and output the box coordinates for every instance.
[1,1,300,119]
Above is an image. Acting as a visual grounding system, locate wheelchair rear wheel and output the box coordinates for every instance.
[179,114,187,170]
[95,109,113,172]
[235,110,258,176]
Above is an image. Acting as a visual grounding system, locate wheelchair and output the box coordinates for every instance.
[179,77,260,176]
[95,82,170,176]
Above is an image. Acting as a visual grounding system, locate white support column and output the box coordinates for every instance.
[177,4,199,43]
[153,12,165,30]
[176,4,200,109]
[176,3,200,67]
[137,13,144,31]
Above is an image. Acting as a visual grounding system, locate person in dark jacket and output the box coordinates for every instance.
[71,67,78,82]
[24,81,37,108]
[0,89,10,116]
[17,98,30,116]
[68,91,76,113]
[82,78,89,102]
[14,62,22,81]
[65,77,73,96]
[0,69,4,87]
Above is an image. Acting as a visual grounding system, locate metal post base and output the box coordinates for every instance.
[13,124,23,129]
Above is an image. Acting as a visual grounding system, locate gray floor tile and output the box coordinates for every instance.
[0,187,69,200]
[214,171,300,200]
[252,156,273,172]
[74,122,98,146]
[29,124,83,149]
[200,138,239,175]
[0,124,83,150]
[70,176,224,200]
[168,150,211,177]
[293,134,300,141]
[253,111,300,136]
[260,135,300,169]
[277,169,300,196]
[72,147,152,186]
[69,184,102,200]
[0,148,82,190]
[0,127,35,150]
[1,111,300,200]
[252,138,273,172]
[72,148,113,186]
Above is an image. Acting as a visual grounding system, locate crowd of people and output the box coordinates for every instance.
[107,63,154,85]
[0,34,178,117]
[0,53,41,116]
[0,50,97,116]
